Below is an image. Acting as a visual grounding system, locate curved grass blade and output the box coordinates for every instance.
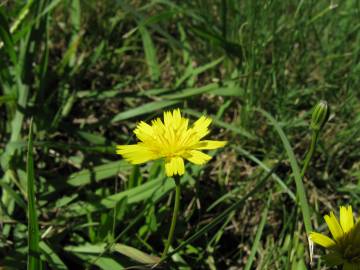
[39,241,68,270]
[235,146,296,202]
[256,108,312,234]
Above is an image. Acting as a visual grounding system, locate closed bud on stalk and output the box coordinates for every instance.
[310,100,330,131]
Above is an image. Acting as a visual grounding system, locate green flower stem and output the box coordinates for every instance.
[161,175,181,261]
[301,131,319,178]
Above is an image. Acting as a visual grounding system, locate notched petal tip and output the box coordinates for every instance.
[172,108,181,116]
[340,205,354,234]
[116,144,157,165]
[184,150,212,165]
[309,232,336,248]
[324,211,344,242]
[194,115,212,128]
[116,144,128,153]
[165,157,185,177]
[195,140,227,150]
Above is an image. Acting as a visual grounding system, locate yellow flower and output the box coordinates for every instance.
[116,108,227,177]
[309,205,360,270]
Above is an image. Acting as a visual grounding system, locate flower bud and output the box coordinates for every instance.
[310,100,330,131]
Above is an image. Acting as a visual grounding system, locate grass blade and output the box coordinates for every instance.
[257,108,313,234]
[162,83,218,100]
[112,243,160,265]
[27,120,42,270]
[39,241,68,270]
[139,25,160,81]
[111,100,180,123]
[185,108,254,139]
[244,195,271,270]
[0,7,17,64]
[235,146,296,202]
[65,174,190,216]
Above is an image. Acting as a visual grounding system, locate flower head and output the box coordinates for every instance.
[309,205,360,270]
[311,100,330,132]
[116,108,227,177]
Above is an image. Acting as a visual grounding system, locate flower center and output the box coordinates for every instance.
[153,126,198,157]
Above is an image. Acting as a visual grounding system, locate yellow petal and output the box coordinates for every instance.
[309,232,336,248]
[184,150,211,165]
[151,118,165,130]
[172,108,182,128]
[116,144,158,164]
[340,205,354,234]
[192,116,211,139]
[165,157,185,176]
[324,212,344,242]
[134,121,154,142]
[163,109,181,128]
[175,156,185,175]
[194,140,227,150]
[176,117,189,134]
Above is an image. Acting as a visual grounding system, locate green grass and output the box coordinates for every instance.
[1,0,360,269]
[26,120,42,270]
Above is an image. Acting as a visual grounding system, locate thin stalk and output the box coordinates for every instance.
[301,131,319,178]
[161,175,181,261]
